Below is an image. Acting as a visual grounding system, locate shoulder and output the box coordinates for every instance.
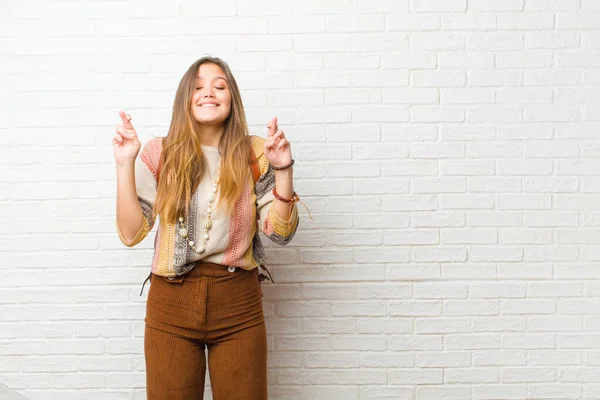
[250,135,265,155]
[143,136,164,154]
[249,135,270,175]
[140,136,164,178]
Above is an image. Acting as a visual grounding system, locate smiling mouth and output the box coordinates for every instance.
[199,104,219,108]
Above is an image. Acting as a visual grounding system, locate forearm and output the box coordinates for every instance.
[116,162,144,243]
[273,167,294,220]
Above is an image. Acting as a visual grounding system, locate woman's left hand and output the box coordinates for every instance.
[264,116,292,168]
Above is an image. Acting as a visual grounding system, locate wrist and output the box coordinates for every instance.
[273,187,298,203]
[274,167,293,177]
[116,160,135,173]
[271,159,294,171]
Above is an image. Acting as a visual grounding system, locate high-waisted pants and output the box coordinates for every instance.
[143,261,267,399]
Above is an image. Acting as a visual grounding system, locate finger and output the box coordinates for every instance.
[113,134,123,144]
[265,137,276,151]
[119,110,135,130]
[277,139,288,149]
[274,129,284,140]
[273,130,285,146]
[267,116,278,137]
[117,124,137,139]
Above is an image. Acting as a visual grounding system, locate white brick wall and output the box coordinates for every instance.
[1,0,600,399]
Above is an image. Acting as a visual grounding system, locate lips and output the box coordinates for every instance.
[199,103,219,107]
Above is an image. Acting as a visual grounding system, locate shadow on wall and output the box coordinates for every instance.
[0,382,28,400]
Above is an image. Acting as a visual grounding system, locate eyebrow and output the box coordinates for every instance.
[197,76,228,83]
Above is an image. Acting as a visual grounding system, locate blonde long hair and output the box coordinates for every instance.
[154,57,252,225]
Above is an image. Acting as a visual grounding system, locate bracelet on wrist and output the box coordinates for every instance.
[272,187,314,220]
[271,159,294,170]
[272,188,299,203]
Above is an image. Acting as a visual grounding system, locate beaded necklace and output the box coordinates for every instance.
[177,164,220,254]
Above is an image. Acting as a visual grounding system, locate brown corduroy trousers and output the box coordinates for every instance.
[144,261,267,399]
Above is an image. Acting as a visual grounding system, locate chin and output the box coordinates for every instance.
[192,111,220,122]
[194,117,227,126]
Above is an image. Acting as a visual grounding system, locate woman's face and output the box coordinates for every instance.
[191,63,232,126]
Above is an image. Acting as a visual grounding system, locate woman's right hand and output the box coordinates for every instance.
[113,110,141,166]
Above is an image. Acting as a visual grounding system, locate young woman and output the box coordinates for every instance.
[113,57,300,399]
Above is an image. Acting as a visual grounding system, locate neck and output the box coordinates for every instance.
[199,125,224,147]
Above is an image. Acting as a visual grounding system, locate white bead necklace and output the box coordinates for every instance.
[177,167,220,254]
